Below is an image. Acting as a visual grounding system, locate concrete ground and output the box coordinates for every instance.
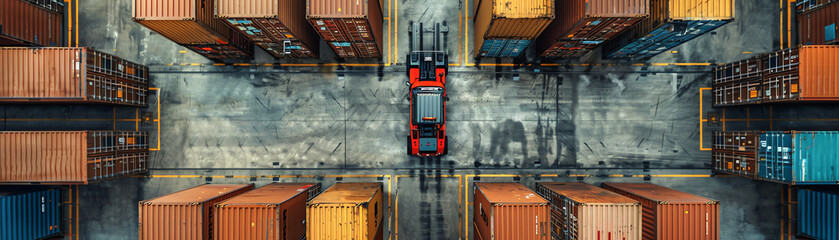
[0,0,813,238]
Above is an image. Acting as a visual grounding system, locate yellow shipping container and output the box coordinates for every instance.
[669,0,735,20]
[307,182,384,240]
[474,0,554,57]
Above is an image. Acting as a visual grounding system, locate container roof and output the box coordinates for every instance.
[475,183,547,204]
[538,182,638,204]
[309,182,381,204]
[602,183,717,203]
[142,184,253,204]
[489,0,554,18]
[218,183,317,206]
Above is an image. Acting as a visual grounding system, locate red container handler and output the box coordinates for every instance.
[306,0,384,58]
[0,0,64,46]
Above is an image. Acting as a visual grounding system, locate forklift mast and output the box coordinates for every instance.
[408,22,448,81]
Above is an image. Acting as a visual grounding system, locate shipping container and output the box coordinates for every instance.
[307,0,384,58]
[537,0,648,58]
[797,189,839,240]
[712,55,764,106]
[762,46,839,103]
[139,184,255,240]
[0,47,149,107]
[474,0,554,58]
[601,183,720,240]
[0,131,149,185]
[307,182,383,240]
[0,0,64,47]
[216,0,319,58]
[797,0,838,13]
[759,131,839,184]
[214,183,321,240]
[713,55,763,86]
[798,1,838,45]
[473,183,550,240]
[132,0,254,60]
[712,131,760,178]
[535,182,642,240]
[0,187,61,240]
[603,0,734,60]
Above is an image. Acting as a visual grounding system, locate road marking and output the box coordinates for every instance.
[149,87,161,151]
[700,87,712,151]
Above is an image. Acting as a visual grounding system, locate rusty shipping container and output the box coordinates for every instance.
[139,184,255,240]
[798,1,838,45]
[0,0,64,46]
[132,0,253,60]
[0,47,149,107]
[601,183,720,240]
[473,183,550,240]
[307,182,383,240]
[214,183,321,240]
[537,0,648,58]
[712,131,760,179]
[307,0,384,58]
[762,46,839,103]
[797,0,839,13]
[474,0,554,57]
[535,182,642,240]
[216,0,319,58]
[0,131,149,185]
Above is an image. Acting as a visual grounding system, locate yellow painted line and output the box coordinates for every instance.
[569,174,590,177]
[742,51,752,54]
[673,63,711,66]
[668,50,678,53]
[149,87,161,151]
[780,0,784,48]
[166,63,173,66]
[651,63,670,66]
[190,63,201,66]
[650,174,711,178]
[65,0,72,47]
[392,175,397,240]
[148,175,202,178]
[464,0,468,66]
[74,0,78,47]
[135,109,139,131]
[700,87,712,151]
[632,63,645,66]
[322,175,384,178]
[179,50,187,53]
[394,0,398,64]
[389,0,393,66]
[213,63,225,66]
[787,0,793,49]
[464,175,469,240]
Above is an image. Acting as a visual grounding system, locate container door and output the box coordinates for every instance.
[759,133,793,182]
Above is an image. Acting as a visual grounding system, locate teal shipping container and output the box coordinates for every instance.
[0,188,62,240]
[798,189,839,239]
[758,131,839,184]
[478,39,532,58]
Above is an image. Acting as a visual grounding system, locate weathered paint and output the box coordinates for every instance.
[307,183,383,240]
[306,0,384,58]
[214,183,320,240]
[474,0,553,57]
[605,20,730,59]
[216,0,318,58]
[798,189,839,240]
[798,1,839,45]
[712,131,759,178]
[0,188,61,240]
[473,183,550,240]
[535,182,641,240]
[0,0,64,46]
[759,131,839,184]
[537,0,648,57]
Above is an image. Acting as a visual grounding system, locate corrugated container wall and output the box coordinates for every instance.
[307,182,383,240]
[601,183,720,240]
[537,0,648,58]
[797,189,839,239]
[762,46,839,103]
[132,0,254,60]
[797,0,839,13]
[0,47,149,107]
[759,131,839,184]
[798,1,839,45]
[306,0,384,58]
[0,188,61,240]
[214,183,321,240]
[472,183,550,240]
[712,56,764,107]
[474,0,554,57]
[712,131,760,179]
[0,0,64,47]
[138,184,255,240]
[0,131,149,185]
[216,0,319,58]
[535,182,642,240]
[603,0,734,60]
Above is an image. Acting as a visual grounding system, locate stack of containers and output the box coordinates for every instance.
[534,182,641,240]
[214,183,321,240]
[0,0,64,46]
[138,184,255,240]
[712,56,763,106]
[603,0,735,60]
[0,47,150,107]
[797,189,839,239]
[0,131,149,185]
[472,183,550,240]
[307,182,383,240]
[474,0,554,58]
[759,131,839,184]
[601,183,720,240]
[0,188,61,240]
[798,0,839,45]
[537,0,648,58]
[215,0,319,58]
[712,131,760,179]
[306,0,384,58]
[132,0,254,61]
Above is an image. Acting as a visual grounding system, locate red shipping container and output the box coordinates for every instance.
[798,0,839,45]
[214,183,321,240]
[307,0,384,58]
[0,0,64,46]
[537,0,648,57]
[473,183,550,240]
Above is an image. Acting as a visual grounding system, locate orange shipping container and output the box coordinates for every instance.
[0,47,149,107]
[473,183,550,240]
[601,183,720,240]
[307,182,384,240]
[474,0,554,56]
[0,131,149,185]
[216,0,319,58]
[306,0,384,58]
[214,183,321,240]
[761,46,839,102]
[535,182,642,240]
[139,184,255,240]
[0,0,64,46]
[537,0,648,57]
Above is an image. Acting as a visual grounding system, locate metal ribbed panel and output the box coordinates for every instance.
[490,0,553,18]
[0,132,87,184]
[588,0,649,16]
[0,0,64,46]
[668,0,735,20]
[658,204,719,240]
[0,47,82,99]
[0,189,61,240]
[578,204,642,240]
[216,0,276,17]
[133,0,196,20]
[798,189,839,240]
[492,203,550,240]
[307,204,369,240]
[415,93,443,123]
[306,0,368,18]
[799,46,839,100]
[139,184,254,240]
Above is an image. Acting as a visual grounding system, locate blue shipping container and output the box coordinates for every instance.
[758,131,839,184]
[604,20,730,60]
[478,39,532,58]
[798,189,839,239]
[0,188,61,240]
